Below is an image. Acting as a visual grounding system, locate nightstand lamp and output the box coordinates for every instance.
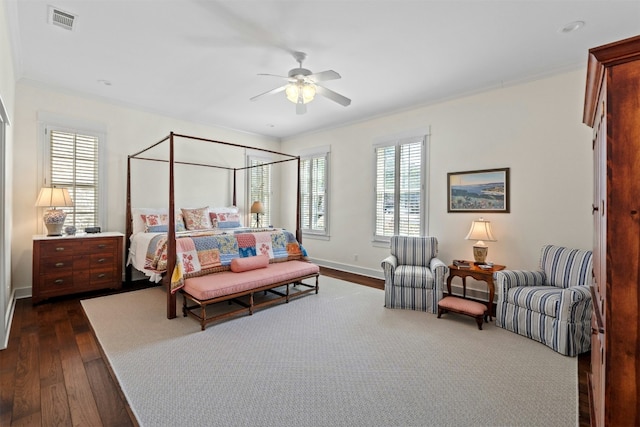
[465,217,496,264]
[35,186,74,236]
[250,201,265,228]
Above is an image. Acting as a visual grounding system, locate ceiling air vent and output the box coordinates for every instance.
[48,6,77,31]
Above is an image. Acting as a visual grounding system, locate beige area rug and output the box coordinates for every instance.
[81,277,578,427]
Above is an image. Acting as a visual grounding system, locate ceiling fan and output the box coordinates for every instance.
[250,51,351,115]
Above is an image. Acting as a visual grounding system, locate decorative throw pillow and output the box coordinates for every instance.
[181,207,213,230]
[140,213,186,232]
[217,212,242,229]
[230,255,269,272]
[209,212,219,228]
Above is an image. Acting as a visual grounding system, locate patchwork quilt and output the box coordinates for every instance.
[143,229,307,293]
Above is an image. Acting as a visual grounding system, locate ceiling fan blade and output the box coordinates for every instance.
[296,102,307,115]
[316,85,351,107]
[250,85,287,101]
[308,70,341,82]
[258,73,291,80]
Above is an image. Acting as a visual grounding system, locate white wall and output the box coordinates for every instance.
[281,69,593,298]
[11,68,594,303]
[12,82,280,293]
[0,0,16,349]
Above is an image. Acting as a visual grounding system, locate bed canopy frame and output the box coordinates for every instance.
[126,132,302,319]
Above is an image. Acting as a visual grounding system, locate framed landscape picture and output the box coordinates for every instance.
[447,168,510,213]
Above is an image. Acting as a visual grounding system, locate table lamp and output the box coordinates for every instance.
[250,201,265,228]
[35,186,74,236]
[465,217,496,264]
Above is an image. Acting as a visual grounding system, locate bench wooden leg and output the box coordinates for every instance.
[475,315,483,330]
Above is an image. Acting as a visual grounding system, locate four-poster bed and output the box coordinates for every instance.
[126,132,319,326]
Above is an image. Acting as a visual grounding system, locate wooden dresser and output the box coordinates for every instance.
[32,232,124,304]
[583,35,640,426]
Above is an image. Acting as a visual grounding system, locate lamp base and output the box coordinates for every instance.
[472,245,488,264]
[43,208,67,237]
[44,222,64,237]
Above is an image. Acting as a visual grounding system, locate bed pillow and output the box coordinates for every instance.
[131,208,164,234]
[230,255,269,272]
[209,206,243,229]
[214,212,243,229]
[181,206,213,230]
[140,212,186,232]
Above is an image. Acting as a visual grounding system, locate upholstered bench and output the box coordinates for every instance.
[437,296,488,330]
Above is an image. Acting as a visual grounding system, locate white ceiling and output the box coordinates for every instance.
[6,1,640,139]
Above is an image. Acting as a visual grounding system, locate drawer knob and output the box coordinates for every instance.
[97,273,106,279]
[54,279,64,284]
[98,244,106,249]
[97,258,106,263]
[55,262,65,268]
[55,247,65,252]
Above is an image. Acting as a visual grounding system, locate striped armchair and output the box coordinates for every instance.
[381,236,448,313]
[495,245,593,356]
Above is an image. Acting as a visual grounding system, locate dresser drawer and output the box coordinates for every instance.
[83,238,117,254]
[39,255,74,274]
[90,253,115,267]
[38,273,76,297]
[89,268,118,285]
[38,240,82,257]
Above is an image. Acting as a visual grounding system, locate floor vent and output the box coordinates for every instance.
[48,6,77,31]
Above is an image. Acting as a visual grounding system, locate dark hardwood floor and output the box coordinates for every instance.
[1,268,590,426]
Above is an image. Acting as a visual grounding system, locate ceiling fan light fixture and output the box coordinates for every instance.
[301,83,316,103]
[286,82,316,104]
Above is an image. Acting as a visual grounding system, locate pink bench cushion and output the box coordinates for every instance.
[230,255,269,272]
[438,296,487,316]
[184,260,320,301]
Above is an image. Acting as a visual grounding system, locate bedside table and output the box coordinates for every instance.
[32,232,124,304]
[446,261,505,320]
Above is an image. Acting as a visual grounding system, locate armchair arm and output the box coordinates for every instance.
[430,257,449,290]
[494,270,546,300]
[381,255,398,285]
[557,285,592,321]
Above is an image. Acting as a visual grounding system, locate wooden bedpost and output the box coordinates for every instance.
[125,156,133,283]
[232,168,237,207]
[166,132,177,319]
[296,157,302,244]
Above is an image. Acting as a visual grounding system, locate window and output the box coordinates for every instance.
[248,156,272,227]
[374,135,427,241]
[300,147,329,237]
[46,128,101,229]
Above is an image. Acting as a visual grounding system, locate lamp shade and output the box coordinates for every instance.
[35,187,74,208]
[465,218,496,242]
[250,201,265,214]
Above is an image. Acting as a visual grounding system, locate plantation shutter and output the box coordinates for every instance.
[301,154,327,234]
[49,129,100,229]
[374,136,424,239]
[398,141,422,235]
[375,145,397,237]
[300,159,311,229]
[249,159,271,227]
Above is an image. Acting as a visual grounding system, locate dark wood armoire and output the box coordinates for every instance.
[583,35,640,426]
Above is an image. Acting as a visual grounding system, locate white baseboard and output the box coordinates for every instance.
[14,286,32,300]
[1,289,16,350]
[308,258,493,303]
[308,257,384,280]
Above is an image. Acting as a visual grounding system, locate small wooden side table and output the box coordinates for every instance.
[446,261,505,320]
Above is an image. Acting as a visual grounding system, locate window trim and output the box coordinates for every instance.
[37,112,107,232]
[372,133,429,243]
